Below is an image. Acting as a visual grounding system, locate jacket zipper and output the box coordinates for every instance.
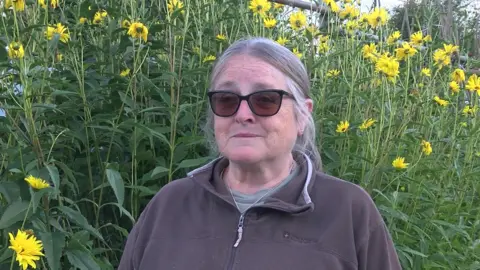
[226,212,245,270]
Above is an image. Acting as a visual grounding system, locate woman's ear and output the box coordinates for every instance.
[298,98,313,136]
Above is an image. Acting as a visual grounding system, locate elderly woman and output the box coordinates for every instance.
[118,37,402,270]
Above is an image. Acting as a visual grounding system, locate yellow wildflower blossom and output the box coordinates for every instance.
[409,31,423,46]
[423,35,432,42]
[421,140,432,156]
[375,53,400,82]
[25,175,50,190]
[366,7,388,29]
[451,68,465,83]
[318,42,330,54]
[323,0,340,13]
[203,55,216,63]
[45,23,70,43]
[339,4,360,19]
[276,37,288,46]
[9,230,45,270]
[362,43,378,61]
[392,157,409,169]
[274,3,284,9]
[216,34,227,41]
[38,0,46,8]
[443,44,459,55]
[79,17,87,24]
[168,0,184,14]
[421,68,431,77]
[289,11,307,31]
[462,105,478,117]
[433,96,448,106]
[120,68,130,77]
[326,69,341,77]
[127,22,149,42]
[465,74,480,94]
[292,48,302,58]
[395,42,417,60]
[122,19,131,28]
[8,42,25,59]
[5,0,25,11]
[336,121,350,133]
[449,81,460,94]
[263,17,277,28]
[248,0,271,17]
[433,49,450,69]
[387,31,401,45]
[359,118,375,130]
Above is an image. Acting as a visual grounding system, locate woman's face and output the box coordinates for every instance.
[211,54,308,165]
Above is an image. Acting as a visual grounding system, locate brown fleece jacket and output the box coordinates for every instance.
[118,152,402,270]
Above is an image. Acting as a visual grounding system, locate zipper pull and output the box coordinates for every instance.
[233,214,245,247]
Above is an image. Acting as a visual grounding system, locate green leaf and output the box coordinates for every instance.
[32,187,52,213]
[39,232,66,270]
[0,181,20,204]
[176,157,212,169]
[106,168,125,206]
[151,166,169,177]
[57,206,104,242]
[46,164,60,194]
[0,200,31,229]
[65,250,101,270]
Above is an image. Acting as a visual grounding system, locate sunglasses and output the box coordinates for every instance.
[207,89,295,117]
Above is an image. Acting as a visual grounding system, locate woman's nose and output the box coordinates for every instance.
[234,100,255,122]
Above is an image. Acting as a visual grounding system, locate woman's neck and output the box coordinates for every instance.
[223,154,296,194]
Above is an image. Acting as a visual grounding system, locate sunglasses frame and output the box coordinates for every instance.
[207,89,295,117]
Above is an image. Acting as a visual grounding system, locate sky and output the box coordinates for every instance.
[360,0,403,11]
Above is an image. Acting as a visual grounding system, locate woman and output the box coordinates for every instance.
[118,37,402,270]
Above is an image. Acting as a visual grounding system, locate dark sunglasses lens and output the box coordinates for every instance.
[250,91,282,116]
[210,92,239,116]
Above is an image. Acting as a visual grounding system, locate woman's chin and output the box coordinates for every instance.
[222,147,265,164]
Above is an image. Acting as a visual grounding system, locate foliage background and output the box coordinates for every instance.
[0,0,479,269]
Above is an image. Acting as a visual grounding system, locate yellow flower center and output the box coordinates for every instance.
[136,27,144,34]
[295,20,301,27]
[256,5,262,11]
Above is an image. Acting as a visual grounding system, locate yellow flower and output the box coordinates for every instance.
[323,0,340,13]
[366,7,388,29]
[339,4,360,19]
[451,68,465,83]
[443,43,459,55]
[449,81,460,94]
[289,11,307,31]
[79,17,87,24]
[122,19,131,29]
[421,140,432,156]
[127,22,149,42]
[423,35,432,42]
[359,118,375,130]
[409,31,423,46]
[276,37,288,46]
[168,0,185,14]
[362,43,377,61]
[5,0,25,11]
[56,53,63,61]
[25,175,50,190]
[375,53,400,82]
[394,42,417,61]
[387,31,401,45]
[274,3,284,9]
[433,96,448,106]
[263,17,277,28]
[319,34,329,42]
[336,120,349,133]
[433,49,450,69]
[9,230,45,270]
[203,55,216,63]
[120,68,130,77]
[93,10,108,24]
[248,0,271,17]
[462,105,478,117]
[38,0,46,8]
[45,23,70,43]
[305,24,319,36]
[50,0,59,8]
[392,157,409,169]
[216,34,227,41]
[345,20,360,34]
[318,42,330,54]
[465,74,480,94]
[8,42,25,59]
[292,48,302,58]
[326,69,340,78]
[421,68,431,77]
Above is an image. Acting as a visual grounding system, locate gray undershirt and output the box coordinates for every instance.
[230,166,300,213]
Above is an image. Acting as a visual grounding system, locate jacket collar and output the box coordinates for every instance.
[187,151,316,214]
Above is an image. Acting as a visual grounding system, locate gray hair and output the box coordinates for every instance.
[203,36,322,171]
